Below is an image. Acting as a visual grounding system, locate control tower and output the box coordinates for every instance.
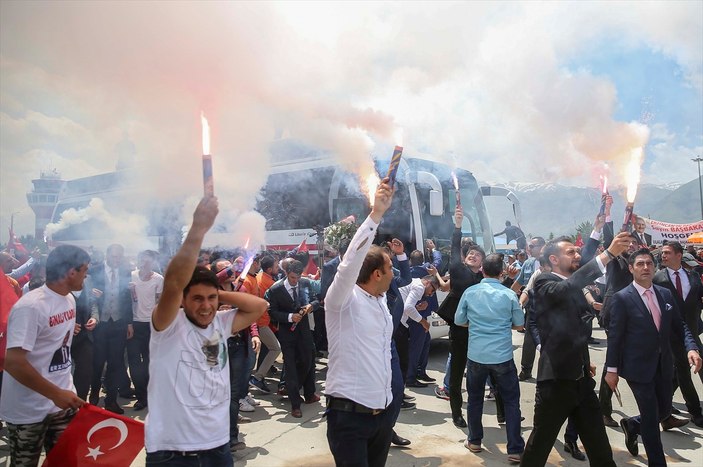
[26,169,64,239]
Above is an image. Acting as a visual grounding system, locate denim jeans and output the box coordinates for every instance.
[442,352,451,391]
[145,443,233,466]
[406,319,430,383]
[466,359,524,454]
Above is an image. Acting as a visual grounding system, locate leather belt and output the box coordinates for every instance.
[326,396,385,415]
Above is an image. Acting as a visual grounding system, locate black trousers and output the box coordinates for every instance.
[326,407,394,467]
[278,329,315,409]
[449,324,468,418]
[522,378,615,467]
[520,310,536,374]
[626,363,672,467]
[671,341,702,417]
[393,325,409,378]
[91,319,127,403]
[70,334,93,400]
[126,321,150,403]
[312,307,328,352]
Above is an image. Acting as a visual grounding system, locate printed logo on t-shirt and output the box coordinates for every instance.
[48,308,76,327]
[49,330,72,373]
[174,327,229,408]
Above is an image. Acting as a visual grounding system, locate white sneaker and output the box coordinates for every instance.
[245,394,260,406]
[239,399,256,412]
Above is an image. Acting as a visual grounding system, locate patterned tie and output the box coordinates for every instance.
[292,286,298,308]
[644,289,661,331]
[111,268,117,285]
[673,271,683,300]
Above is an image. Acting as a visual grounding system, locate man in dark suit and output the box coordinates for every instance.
[605,248,701,465]
[521,233,631,466]
[266,260,320,418]
[88,244,134,414]
[634,217,652,247]
[318,239,350,354]
[653,241,703,425]
[70,276,98,400]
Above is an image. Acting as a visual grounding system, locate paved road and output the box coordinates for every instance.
[2,326,702,466]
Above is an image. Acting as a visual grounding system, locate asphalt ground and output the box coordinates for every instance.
[1,325,702,466]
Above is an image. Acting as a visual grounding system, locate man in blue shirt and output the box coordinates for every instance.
[455,253,525,464]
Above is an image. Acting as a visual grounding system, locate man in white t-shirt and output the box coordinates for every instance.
[0,244,90,466]
[127,249,164,411]
[145,196,266,466]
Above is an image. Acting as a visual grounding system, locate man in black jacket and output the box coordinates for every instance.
[521,233,630,466]
[653,241,703,426]
[266,260,320,418]
[70,276,98,400]
[88,244,133,414]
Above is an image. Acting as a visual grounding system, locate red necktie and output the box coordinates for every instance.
[674,271,683,299]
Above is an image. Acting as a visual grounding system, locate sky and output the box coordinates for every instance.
[1,1,701,243]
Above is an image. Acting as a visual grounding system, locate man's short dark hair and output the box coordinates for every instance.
[423,274,439,290]
[184,266,219,296]
[466,244,486,260]
[260,255,275,272]
[409,250,424,266]
[663,241,684,255]
[531,236,546,247]
[357,245,388,284]
[46,245,91,283]
[482,253,504,277]
[288,259,305,275]
[628,248,654,266]
[138,250,158,261]
[542,236,572,265]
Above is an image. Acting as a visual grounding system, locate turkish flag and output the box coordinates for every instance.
[574,232,584,248]
[44,404,144,467]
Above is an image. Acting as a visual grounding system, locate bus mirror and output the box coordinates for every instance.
[429,190,443,216]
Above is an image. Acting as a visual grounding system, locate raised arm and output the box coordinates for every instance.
[218,290,268,333]
[325,178,394,312]
[152,197,219,331]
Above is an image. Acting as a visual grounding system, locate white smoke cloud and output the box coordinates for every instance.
[1,1,701,242]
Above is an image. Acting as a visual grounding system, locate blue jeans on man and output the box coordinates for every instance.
[228,333,255,443]
[466,359,524,454]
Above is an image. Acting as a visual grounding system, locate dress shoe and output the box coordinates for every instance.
[670,406,682,415]
[291,408,302,418]
[400,401,416,410]
[564,440,586,461]
[104,401,125,415]
[88,393,100,405]
[406,380,428,388]
[391,432,411,446]
[661,415,689,431]
[417,372,436,383]
[304,394,321,404]
[602,415,619,427]
[453,415,468,428]
[402,393,416,402]
[620,418,638,456]
[691,414,703,428]
[277,387,288,396]
[133,400,148,411]
[518,370,532,381]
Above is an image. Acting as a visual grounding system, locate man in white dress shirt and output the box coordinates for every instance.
[324,177,396,466]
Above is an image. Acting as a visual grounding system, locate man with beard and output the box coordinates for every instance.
[520,233,630,466]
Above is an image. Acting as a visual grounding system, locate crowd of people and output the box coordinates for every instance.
[1,185,702,466]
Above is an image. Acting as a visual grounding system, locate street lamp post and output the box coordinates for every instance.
[694,157,703,220]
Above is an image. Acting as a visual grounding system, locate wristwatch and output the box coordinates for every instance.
[604,249,615,260]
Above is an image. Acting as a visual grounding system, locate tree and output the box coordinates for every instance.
[575,220,594,236]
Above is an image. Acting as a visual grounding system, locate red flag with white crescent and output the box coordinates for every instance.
[43,404,144,466]
[297,237,309,253]
[574,232,584,248]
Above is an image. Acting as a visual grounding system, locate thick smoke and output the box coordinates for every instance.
[1,1,700,243]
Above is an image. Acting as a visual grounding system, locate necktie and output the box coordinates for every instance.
[111,268,116,285]
[292,286,298,308]
[640,234,646,246]
[674,271,683,299]
[644,289,661,331]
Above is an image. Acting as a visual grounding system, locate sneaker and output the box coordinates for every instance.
[434,386,450,401]
[400,400,416,410]
[403,393,416,402]
[245,394,260,406]
[238,413,252,423]
[239,399,256,412]
[464,440,482,453]
[249,376,271,394]
[417,372,436,383]
[508,453,522,464]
